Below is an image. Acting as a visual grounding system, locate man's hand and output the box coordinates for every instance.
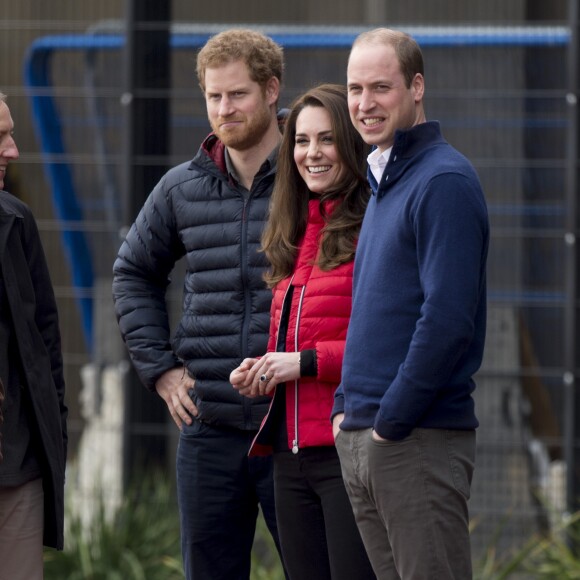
[230,358,258,396]
[155,367,197,429]
[332,413,344,440]
[371,430,391,442]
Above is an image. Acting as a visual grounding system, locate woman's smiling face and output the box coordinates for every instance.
[293,105,344,194]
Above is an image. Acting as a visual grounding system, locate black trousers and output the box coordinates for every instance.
[273,446,376,580]
[177,418,285,580]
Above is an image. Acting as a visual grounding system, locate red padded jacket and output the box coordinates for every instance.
[251,199,354,455]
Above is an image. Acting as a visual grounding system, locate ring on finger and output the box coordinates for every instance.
[259,374,270,383]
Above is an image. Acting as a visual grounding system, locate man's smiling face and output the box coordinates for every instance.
[204,60,278,152]
[347,42,424,153]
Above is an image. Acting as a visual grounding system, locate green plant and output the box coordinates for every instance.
[44,472,285,580]
[518,513,580,579]
[473,511,580,579]
[251,509,285,580]
[472,512,538,580]
[44,474,183,580]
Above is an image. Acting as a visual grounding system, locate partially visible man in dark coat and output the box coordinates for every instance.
[0,91,68,580]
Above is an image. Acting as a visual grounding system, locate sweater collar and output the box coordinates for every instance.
[392,120,444,159]
[371,121,445,197]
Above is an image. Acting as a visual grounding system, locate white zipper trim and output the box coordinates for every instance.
[291,285,306,454]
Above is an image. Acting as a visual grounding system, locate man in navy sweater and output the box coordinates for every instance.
[331,28,489,579]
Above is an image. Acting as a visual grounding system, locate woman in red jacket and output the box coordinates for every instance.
[230,84,374,580]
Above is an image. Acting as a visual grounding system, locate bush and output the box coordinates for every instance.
[44,473,285,580]
[44,475,183,580]
[473,511,580,579]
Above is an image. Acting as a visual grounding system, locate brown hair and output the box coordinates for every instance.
[197,29,284,93]
[262,83,369,287]
[352,28,424,88]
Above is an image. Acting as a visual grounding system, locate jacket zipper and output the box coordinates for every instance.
[291,286,306,454]
[240,195,252,425]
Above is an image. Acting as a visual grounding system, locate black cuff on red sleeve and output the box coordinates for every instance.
[300,349,317,377]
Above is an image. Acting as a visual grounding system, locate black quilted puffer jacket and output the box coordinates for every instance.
[112,133,275,430]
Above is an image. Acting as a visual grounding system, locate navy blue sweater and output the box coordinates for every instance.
[333,122,489,440]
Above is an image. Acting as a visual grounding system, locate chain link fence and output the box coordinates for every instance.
[2,0,576,565]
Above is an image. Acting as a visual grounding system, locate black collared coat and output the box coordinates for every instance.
[0,191,67,549]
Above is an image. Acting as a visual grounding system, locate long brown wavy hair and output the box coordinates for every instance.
[262,83,369,287]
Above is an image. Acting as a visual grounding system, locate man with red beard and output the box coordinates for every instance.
[113,29,286,580]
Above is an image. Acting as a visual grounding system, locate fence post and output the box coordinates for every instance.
[564,0,579,521]
[120,0,172,487]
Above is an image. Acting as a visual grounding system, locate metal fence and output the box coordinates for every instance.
[3,0,578,565]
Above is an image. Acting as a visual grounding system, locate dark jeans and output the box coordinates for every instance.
[336,427,475,580]
[273,446,376,580]
[177,418,284,580]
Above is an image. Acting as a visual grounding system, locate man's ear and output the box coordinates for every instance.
[412,73,425,103]
[265,77,281,106]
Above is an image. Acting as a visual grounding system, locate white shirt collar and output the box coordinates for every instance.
[367,146,392,185]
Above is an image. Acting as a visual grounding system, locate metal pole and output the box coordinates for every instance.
[121,0,171,487]
[564,0,579,519]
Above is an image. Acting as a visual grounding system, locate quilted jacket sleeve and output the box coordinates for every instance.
[112,174,186,391]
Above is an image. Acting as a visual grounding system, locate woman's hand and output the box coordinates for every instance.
[231,352,301,398]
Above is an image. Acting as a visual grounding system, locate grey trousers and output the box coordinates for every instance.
[335,427,475,580]
[0,477,44,580]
